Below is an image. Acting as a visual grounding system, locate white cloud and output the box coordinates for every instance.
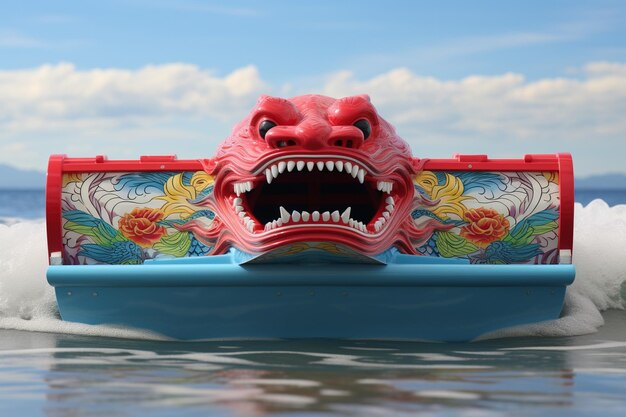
[0,63,267,131]
[584,61,626,77]
[321,65,626,161]
[0,63,269,169]
[0,31,44,48]
[0,62,625,176]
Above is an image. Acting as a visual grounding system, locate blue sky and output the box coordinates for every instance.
[1,0,625,176]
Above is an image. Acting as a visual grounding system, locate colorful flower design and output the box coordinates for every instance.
[61,171,216,265]
[460,207,510,248]
[118,207,167,247]
[413,170,560,264]
[61,168,559,265]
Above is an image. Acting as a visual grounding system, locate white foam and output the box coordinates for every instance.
[0,221,165,340]
[481,201,626,339]
[230,379,321,387]
[0,201,624,340]
[414,390,481,400]
[0,221,56,322]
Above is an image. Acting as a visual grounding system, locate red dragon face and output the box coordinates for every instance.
[199,94,445,256]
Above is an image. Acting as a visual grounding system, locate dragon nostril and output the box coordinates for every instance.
[276,139,297,148]
[332,139,356,148]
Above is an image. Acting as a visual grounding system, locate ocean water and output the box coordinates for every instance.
[0,190,625,416]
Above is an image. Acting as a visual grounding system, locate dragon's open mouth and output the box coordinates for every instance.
[227,156,397,235]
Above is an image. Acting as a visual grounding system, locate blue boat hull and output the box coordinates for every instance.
[47,258,575,341]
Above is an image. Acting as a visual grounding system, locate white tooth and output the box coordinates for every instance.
[341,207,351,223]
[287,161,296,172]
[238,211,246,219]
[278,161,287,173]
[307,161,315,171]
[383,211,390,219]
[386,196,394,205]
[272,220,278,229]
[336,161,344,172]
[234,184,241,196]
[297,161,305,171]
[322,211,330,221]
[351,164,359,178]
[301,211,310,222]
[265,222,271,231]
[349,219,355,227]
[276,219,284,227]
[387,183,393,194]
[244,216,251,223]
[233,198,242,206]
[377,181,383,191]
[248,223,253,232]
[266,169,273,184]
[245,181,252,191]
[359,222,366,232]
[291,210,301,222]
[345,162,353,175]
[235,206,244,213]
[280,206,290,223]
[378,217,385,224]
[357,169,365,184]
[374,221,381,232]
[386,204,394,212]
[317,161,325,171]
[312,211,320,221]
[331,210,340,222]
[326,161,335,171]
[271,164,279,178]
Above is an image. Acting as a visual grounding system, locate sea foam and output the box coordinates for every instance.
[0,200,624,340]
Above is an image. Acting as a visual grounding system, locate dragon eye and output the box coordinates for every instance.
[259,120,277,139]
[353,119,371,140]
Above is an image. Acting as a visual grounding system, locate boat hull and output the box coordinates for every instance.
[47,262,575,341]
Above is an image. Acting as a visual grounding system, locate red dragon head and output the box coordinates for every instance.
[194,94,448,256]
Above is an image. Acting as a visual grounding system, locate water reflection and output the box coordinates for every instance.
[36,337,577,415]
[0,314,625,417]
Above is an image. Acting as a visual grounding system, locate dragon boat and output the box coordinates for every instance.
[45,94,575,341]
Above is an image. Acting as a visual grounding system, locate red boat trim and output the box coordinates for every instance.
[557,153,575,252]
[58,154,205,172]
[421,153,561,171]
[46,152,575,260]
[45,154,65,261]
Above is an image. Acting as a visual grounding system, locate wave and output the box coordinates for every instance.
[0,199,624,340]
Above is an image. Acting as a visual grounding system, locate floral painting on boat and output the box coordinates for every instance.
[61,169,561,265]
[413,170,561,264]
[61,171,216,265]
